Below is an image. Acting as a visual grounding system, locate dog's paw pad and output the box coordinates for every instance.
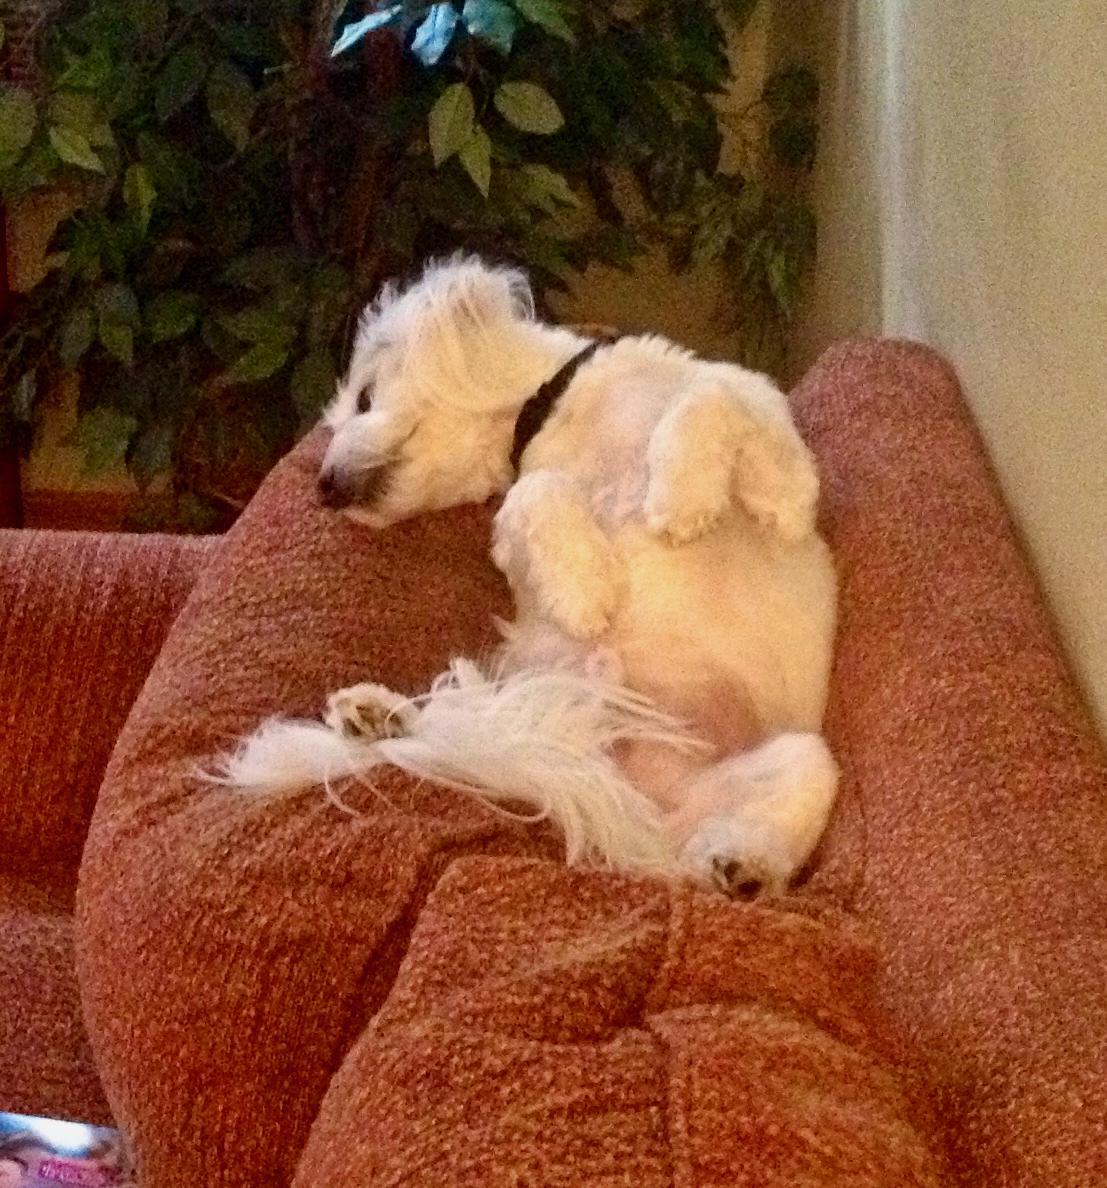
[681,818,789,899]
[710,855,770,900]
[325,684,417,740]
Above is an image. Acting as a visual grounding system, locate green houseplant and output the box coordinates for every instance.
[0,0,816,529]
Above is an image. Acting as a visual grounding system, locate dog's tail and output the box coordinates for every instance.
[215,660,704,875]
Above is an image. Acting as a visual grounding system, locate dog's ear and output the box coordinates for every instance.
[452,259,535,330]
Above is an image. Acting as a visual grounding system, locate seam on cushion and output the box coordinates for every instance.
[644,882,691,1188]
[644,881,693,1017]
[646,1011,686,1188]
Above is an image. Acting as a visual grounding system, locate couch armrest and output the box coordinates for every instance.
[1,529,214,882]
[792,341,1107,1186]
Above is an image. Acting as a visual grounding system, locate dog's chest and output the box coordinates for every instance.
[528,371,666,526]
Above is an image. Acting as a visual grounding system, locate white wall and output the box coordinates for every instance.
[795,0,1107,742]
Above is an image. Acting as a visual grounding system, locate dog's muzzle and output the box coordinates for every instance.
[317,462,393,511]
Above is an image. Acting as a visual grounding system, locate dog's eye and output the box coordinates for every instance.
[356,385,373,414]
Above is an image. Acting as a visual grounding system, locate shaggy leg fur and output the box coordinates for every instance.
[673,733,839,896]
[492,471,623,640]
[644,378,819,545]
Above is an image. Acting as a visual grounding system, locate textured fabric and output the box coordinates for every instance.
[75,421,941,1188]
[0,872,111,1124]
[792,340,1107,1186]
[76,430,554,1188]
[293,856,940,1187]
[0,528,215,879]
[1,528,212,1123]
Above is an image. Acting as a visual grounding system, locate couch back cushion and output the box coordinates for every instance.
[0,529,212,881]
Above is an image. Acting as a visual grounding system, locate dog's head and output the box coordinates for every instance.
[318,255,577,527]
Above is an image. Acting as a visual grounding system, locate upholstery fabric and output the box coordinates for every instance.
[75,417,941,1188]
[0,529,214,880]
[292,856,940,1187]
[76,433,555,1188]
[792,341,1107,1185]
[1,528,212,1124]
[0,873,111,1124]
[74,340,1107,1186]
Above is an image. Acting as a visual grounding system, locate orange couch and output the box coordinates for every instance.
[4,341,1105,1185]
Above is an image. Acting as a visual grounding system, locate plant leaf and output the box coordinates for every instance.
[145,290,200,342]
[58,45,113,92]
[47,125,105,173]
[98,317,135,365]
[128,419,176,490]
[123,162,157,230]
[218,305,297,347]
[222,341,290,385]
[0,87,37,157]
[50,91,113,147]
[411,3,460,67]
[206,60,256,151]
[156,45,208,123]
[428,82,475,165]
[690,207,733,268]
[290,348,336,423]
[458,123,492,196]
[95,282,141,322]
[763,66,819,111]
[58,306,96,367]
[331,5,402,57]
[510,0,574,43]
[461,0,517,54]
[72,407,139,476]
[518,163,579,212]
[494,82,563,134]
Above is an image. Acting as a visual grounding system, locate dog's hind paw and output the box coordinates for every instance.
[325,683,419,740]
[680,818,792,899]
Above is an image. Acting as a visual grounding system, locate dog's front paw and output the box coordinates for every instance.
[644,449,730,546]
[680,817,792,899]
[545,563,620,640]
[324,683,419,740]
[645,493,727,546]
[737,445,820,543]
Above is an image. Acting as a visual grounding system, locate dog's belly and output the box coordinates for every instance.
[609,520,836,742]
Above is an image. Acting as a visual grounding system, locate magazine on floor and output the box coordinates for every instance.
[0,1113,133,1187]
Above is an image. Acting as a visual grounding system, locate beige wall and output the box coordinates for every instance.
[795,0,1107,741]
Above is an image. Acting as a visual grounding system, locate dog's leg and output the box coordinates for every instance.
[324,683,421,740]
[672,732,838,897]
[644,376,819,545]
[493,471,622,640]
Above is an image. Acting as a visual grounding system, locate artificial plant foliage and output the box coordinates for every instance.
[0,0,816,529]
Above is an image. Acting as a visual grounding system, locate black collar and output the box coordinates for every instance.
[510,340,604,472]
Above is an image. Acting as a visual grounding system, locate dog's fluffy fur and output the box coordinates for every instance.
[219,256,839,896]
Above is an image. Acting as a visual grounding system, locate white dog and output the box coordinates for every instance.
[222,256,838,897]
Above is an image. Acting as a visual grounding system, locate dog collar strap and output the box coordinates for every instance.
[510,340,603,472]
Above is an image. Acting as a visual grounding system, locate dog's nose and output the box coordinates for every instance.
[318,462,393,511]
[317,468,352,509]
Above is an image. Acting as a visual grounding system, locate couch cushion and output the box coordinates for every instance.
[0,872,111,1124]
[292,857,942,1187]
[73,351,979,1187]
[792,340,1107,1185]
[0,529,214,879]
